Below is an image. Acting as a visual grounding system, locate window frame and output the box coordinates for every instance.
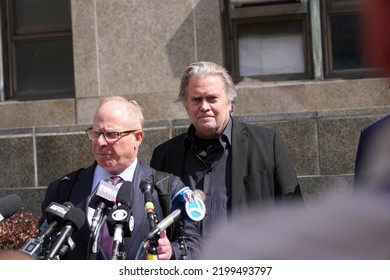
[222,0,379,83]
[321,0,373,79]
[227,0,312,82]
[4,0,74,101]
[230,14,312,82]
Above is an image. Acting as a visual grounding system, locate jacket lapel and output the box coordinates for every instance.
[169,134,187,178]
[231,120,249,212]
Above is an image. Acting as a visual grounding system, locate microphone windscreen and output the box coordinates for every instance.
[63,202,74,208]
[0,194,22,219]
[116,181,134,208]
[185,189,206,222]
[194,189,206,202]
[140,179,153,194]
[63,207,85,231]
[171,187,191,211]
[170,187,206,222]
[45,202,71,222]
[88,179,118,209]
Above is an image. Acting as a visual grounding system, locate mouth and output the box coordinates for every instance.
[97,151,111,157]
[199,115,214,119]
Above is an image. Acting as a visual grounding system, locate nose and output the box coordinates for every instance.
[97,133,107,145]
[199,100,211,112]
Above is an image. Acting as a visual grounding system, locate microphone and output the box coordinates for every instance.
[45,206,85,260]
[106,181,134,237]
[144,187,206,241]
[140,178,158,231]
[172,188,206,222]
[20,202,73,258]
[89,179,119,234]
[140,178,160,259]
[106,181,135,259]
[0,194,22,222]
[140,179,155,214]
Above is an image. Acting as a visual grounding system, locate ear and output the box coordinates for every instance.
[134,130,144,146]
[228,100,232,113]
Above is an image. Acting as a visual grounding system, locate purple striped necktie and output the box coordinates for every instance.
[111,175,123,186]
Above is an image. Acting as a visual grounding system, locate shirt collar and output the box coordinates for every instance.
[92,158,138,193]
[186,116,232,147]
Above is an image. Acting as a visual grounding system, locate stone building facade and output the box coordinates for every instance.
[0,0,389,215]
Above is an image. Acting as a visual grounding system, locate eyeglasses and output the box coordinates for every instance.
[85,127,138,142]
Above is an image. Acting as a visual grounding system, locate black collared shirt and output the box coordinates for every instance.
[182,118,232,239]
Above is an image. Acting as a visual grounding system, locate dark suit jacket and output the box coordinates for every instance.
[150,118,303,215]
[354,114,390,188]
[40,161,201,260]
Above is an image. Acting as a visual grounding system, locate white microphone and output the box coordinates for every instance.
[106,181,135,260]
[89,179,119,233]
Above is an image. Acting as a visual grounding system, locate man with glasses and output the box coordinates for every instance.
[39,96,201,260]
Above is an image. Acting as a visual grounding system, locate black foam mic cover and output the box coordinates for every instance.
[63,206,85,230]
[45,206,86,259]
[140,179,153,195]
[116,181,134,208]
[0,194,22,221]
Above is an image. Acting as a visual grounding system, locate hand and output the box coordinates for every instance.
[156,230,172,260]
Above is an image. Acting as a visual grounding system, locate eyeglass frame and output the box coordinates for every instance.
[85,127,139,142]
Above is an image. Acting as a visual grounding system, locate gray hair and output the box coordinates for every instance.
[176,61,236,113]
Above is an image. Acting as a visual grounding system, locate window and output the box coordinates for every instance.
[321,0,370,78]
[1,0,74,100]
[233,15,310,81]
[224,0,311,82]
[231,0,301,7]
[222,0,373,82]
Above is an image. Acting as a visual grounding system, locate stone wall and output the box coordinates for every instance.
[1,106,389,216]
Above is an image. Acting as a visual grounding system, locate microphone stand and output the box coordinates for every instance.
[106,203,133,260]
[88,214,106,260]
[141,179,160,260]
[146,208,159,260]
[177,218,188,260]
[45,230,75,260]
[52,238,76,260]
[111,225,127,260]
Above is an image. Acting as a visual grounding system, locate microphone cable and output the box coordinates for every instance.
[86,213,107,260]
[134,240,145,260]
